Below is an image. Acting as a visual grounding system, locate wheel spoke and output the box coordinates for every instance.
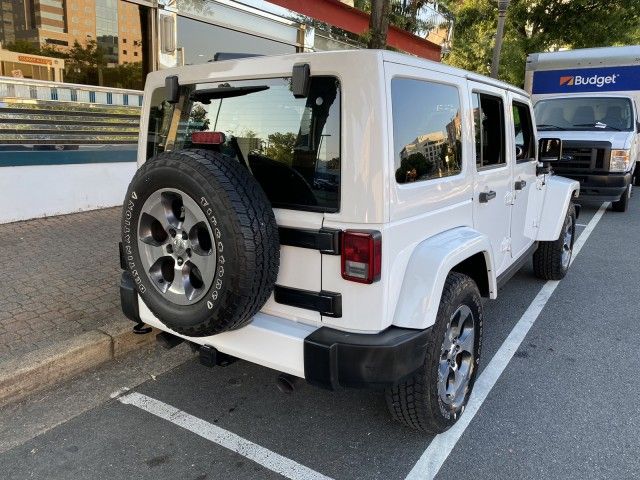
[457,329,474,354]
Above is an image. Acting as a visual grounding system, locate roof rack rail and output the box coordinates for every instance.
[212,52,264,62]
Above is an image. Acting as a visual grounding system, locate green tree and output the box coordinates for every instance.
[265,132,297,165]
[442,0,640,86]
[189,104,210,131]
[395,151,434,183]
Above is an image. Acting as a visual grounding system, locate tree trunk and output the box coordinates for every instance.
[368,0,391,49]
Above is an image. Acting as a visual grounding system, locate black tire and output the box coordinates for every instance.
[121,149,279,336]
[634,166,640,187]
[533,202,576,280]
[611,184,631,212]
[385,272,483,434]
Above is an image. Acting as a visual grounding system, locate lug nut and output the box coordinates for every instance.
[169,228,176,237]
[166,245,173,253]
[177,257,183,266]
[186,248,191,257]
[182,231,188,240]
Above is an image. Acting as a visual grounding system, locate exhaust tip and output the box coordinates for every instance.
[276,373,298,394]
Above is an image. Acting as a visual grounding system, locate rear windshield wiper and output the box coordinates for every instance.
[537,124,566,130]
[190,85,270,104]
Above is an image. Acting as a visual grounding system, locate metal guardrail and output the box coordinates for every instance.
[0,76,143,107]
[0,77,143,166]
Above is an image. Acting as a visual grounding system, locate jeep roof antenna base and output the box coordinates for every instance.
[212,52,264,62]
[292,63,311,98]
[165,75,179,104]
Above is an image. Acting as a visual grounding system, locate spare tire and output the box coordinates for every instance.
[121,149,279,336]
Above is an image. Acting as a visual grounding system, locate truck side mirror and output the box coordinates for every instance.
[538,138,562,163]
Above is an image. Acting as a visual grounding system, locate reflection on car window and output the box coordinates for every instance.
[148,77,341,213]
[473,93,505,168]
[513,102,534,162]
[391,78,462,184]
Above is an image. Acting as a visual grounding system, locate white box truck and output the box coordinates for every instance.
[525,46,640,212]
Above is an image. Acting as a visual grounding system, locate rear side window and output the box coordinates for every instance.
[473,93,505,169]
[147,77,341,213]
[513,101,535,162]
[391,78,462,184]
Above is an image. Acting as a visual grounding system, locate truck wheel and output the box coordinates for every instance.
[611,184,631,212]
[385,272,483,433]
[533,203,576,280]
[121,149,279,337]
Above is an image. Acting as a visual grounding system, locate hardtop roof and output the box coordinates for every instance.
[149,49,529,98]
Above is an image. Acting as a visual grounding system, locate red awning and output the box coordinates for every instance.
[266,0,441,61]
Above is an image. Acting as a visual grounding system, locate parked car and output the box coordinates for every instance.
[525,45,640,212]
[119,50,579,433]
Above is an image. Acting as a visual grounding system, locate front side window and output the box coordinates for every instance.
[391,78,462,184]
[147,76,341,213]
[513,101,535,162]
[473,93,505,169]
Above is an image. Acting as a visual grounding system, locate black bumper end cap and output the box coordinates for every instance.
[303,326,429,390]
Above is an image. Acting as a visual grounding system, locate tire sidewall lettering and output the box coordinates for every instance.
[122,190,147,294]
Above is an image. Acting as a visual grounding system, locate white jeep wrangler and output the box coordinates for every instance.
[120,50,579,433]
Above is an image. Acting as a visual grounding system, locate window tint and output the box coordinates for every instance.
[473,93,505,169]
[147,77,341,213]
[513,102,535,162]
[392,78,462,184]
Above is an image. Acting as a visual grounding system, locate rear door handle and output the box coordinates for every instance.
[479,190,497,203]
[514,180,527,190]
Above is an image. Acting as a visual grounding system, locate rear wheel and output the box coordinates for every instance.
[533,203,576,280]
[385,272,483,433]
[611,184,631,212]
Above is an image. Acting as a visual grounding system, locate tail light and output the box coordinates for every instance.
[341,230,381,284]
[191,131,226,145]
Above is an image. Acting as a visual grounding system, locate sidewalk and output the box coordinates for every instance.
[0,208,159,405]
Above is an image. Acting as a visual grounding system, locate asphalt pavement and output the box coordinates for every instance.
[1,195,639,480]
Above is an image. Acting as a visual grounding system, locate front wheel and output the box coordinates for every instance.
[533,203,576,280]
[385,272,483,433]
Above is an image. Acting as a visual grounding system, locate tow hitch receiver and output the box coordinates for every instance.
[199,345,238,368]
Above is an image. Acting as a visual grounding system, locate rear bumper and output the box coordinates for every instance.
[556,171,632,201]
[304,326,428,389]
[126,279,428,389]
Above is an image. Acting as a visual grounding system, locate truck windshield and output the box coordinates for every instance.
[534,97,634,132]
[147,76,341,213]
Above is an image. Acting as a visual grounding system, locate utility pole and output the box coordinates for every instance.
[368,0,391,49]
[490,0,510,79]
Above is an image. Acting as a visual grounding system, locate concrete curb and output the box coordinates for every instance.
[0,319,157,408]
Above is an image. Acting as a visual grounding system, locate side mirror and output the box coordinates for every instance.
[538,138,562,163]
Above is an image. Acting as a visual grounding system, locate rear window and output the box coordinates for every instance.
[147,76,341,213]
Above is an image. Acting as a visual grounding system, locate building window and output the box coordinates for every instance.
[392,78,462,184]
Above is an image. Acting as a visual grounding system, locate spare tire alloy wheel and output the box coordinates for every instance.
[122,149,280,337]
[138,188,215,305]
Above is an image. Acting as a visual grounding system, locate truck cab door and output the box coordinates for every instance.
[469,84,513,276]
[509,96,544,259]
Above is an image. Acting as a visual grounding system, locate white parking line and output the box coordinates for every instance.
[406,202,609,480]
[118,392,333,480]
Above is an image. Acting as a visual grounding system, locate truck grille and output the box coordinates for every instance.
[554,141,611,173]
